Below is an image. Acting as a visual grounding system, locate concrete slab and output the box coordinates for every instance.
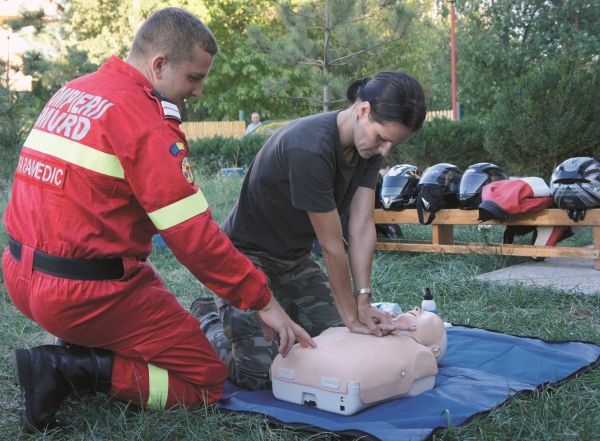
[476,257,600,295]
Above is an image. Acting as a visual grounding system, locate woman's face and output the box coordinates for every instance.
[353,102,413,159]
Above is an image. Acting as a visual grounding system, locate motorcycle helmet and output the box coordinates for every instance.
[416,163,463,224]
[551,157,600,218]
[379,164,421,210]
[459,162,509,210]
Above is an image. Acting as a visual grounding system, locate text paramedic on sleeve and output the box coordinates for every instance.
[195,71,427,391]
[3,7,314,433]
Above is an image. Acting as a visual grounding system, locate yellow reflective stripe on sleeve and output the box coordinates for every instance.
[146,364,169,410]
[147,191,209,230]
[24,129,125,179]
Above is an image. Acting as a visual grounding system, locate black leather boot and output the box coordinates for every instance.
[12,345,113,432]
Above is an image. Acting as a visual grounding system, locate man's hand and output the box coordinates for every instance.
[257,297,316,356]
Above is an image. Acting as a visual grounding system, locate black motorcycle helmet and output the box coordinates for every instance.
[551,157,600,210]
[416,163,463,224]
[459,162,510,210]
[418,163,462,203]
[380,164,421,210]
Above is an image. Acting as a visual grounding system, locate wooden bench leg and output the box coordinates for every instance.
[594,226,600,270]
[432,225,454,245]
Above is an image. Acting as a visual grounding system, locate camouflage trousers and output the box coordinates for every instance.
[203,248,342,390]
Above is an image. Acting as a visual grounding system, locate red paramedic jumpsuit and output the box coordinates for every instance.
[2,56,271,408]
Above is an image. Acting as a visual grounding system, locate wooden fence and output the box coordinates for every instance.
[425,110,453,122]
[181,121,246,139]
[374,208,600,270]
[182,110,453,140]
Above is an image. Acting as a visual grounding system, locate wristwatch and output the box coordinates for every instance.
[353,288,372,299]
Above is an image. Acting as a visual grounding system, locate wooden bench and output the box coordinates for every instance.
[374,208,600,270]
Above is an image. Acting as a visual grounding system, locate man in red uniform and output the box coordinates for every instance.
[3,7,314,432]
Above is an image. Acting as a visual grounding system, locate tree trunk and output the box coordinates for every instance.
[323,84,330,112]
[322,0,331,112]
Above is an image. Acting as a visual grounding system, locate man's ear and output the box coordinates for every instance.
[151,54,167,80]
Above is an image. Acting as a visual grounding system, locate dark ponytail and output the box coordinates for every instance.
[345,71,427,132]
[346,77,371,103]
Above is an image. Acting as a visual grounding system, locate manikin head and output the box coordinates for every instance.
[394,307,448,361]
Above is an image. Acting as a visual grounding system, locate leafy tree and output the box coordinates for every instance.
[456,0,600,117]
[57,0,276,122]
[61,0,207,64]
[62,0,140,63]
[1,8,46,90]
[22,48,98,109]
[0,8,47,157]
[389,117,486,171]
[0,88,32,155]
[185,0,306,121]
[378,0,452,111]
[484,59,600,176]
[5,8,46,33]
[247,0,416,113]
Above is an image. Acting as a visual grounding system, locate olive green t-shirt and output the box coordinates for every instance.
[223,111,383,258]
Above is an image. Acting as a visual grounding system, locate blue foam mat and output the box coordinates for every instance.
[219,326,600,441]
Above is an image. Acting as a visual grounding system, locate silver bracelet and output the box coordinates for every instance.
[353,288,372,299]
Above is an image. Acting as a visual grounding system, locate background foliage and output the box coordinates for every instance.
[484,59,600,176]
[1,2,599,438]
[456,0,600,119]
[247,0,415,113]
[388,117,487,172]
[2,0,598,175]
[188,134,267,176]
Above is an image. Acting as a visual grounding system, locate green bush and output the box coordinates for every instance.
[387,117,489,172]
[484,60,600,177]
[187,134,267,176]
[0,89,32,182]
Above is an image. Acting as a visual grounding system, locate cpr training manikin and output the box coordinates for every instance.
[271,307,448,415]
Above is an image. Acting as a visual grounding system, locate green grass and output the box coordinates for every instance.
[1,169,599,440]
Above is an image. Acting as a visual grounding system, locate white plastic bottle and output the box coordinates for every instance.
[421,287,436,313]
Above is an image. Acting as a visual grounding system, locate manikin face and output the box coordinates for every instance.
[152,43,213,109]
[394,307,448,361]
[353,102,413,159]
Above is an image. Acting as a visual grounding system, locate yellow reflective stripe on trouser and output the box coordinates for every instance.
[147,364,169,409]
[24,129,125,178]
[147,191,209,230]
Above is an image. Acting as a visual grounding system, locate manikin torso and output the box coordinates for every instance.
[271,308,447,411]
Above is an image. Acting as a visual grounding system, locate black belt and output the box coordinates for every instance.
[8,237,124,280]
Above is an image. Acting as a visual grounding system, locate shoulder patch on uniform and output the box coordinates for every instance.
[181,156,194,184]
[169,141,185,157]
[150,90,181,123]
